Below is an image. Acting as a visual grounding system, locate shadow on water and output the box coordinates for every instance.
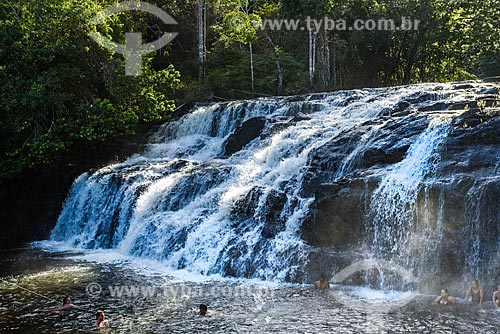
[1,247,500,333]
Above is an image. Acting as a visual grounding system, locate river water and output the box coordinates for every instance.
[1,246,499,334]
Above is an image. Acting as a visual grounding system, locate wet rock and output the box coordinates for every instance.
[223,117,267,157]
[394,101,410,112]
[299,106,500,289]
[230,187,263,221]
[260,190,288,238]
[418,102,451,112]
[302,179,375,247]
[453,83,475,90]
[294,112,312,121]
[479,87,499,95]
[229,186,287,239]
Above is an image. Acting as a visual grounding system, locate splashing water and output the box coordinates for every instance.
[367,118,452,279]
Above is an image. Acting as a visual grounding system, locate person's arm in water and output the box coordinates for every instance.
[434,296,442,303]
[465,287,471,303]
[448,296,458,304]
[479,288,484,304]
[46,304,75,315]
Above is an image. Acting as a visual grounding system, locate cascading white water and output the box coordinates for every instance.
[49,82,499,283]
[366,118,453,281]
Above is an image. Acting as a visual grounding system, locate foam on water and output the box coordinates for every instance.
[339,285,416,304]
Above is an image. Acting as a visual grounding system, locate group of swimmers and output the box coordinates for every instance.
[48,277,500,328]
[51,295,215,327]
[435,279,500,307]
[48,295,123,328]
[314,275,500,308]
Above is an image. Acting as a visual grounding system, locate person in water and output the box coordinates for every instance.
[60,295,75,310]
[434,289,458,305]
[314,274,330,289]
[493,285,500,308]
[199,304,208,316]
[465,279,484,305]
[93,310,123,328]
[198,304,219,316]
[47,295,76,314]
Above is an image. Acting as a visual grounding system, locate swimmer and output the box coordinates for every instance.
[314,274,330,290]
[199,304,208,316]
[47,295,76,314]
[465,279,484,305]
[493,285,500,308]
[198,304,218,316]
[434,289,458,305]
[60,295,75,310]
[93,310,123,328]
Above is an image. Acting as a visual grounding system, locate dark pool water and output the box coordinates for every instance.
[1,247,499,334]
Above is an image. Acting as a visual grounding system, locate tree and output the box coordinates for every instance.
[0,0,180,180]
[219,2,260,94]
[198,0,206,80]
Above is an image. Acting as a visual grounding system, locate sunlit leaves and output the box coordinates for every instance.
[0,0,180,179]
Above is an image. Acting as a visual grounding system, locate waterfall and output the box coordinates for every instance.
[49,82,500,285]
[366,118,452,283]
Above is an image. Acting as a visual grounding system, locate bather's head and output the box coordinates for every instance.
[62,295,72,305]
[199,304,208,316]
[96,310,105,322]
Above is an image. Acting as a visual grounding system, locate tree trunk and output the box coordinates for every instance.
[309,29,312,87]
[198,0,204,80]
[266,35,283,95]
[320,34,331,89]
[276,58,283,95]
[404,63,412,84]
[333,44,337,90]
[309,29,316,88]
[203,1,207,63]
[250,43,254,94]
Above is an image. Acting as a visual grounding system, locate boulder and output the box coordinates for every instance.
[222,117,267,157]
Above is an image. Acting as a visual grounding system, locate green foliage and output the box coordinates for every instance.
[220,11,260,46]
[0,0,180,180]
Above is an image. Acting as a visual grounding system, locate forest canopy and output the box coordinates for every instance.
[0,0,499,180]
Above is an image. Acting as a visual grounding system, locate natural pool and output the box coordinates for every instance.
[1,246,499,334]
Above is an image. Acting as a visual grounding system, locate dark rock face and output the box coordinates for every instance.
[230,187,287,239]
[0,169,76,249]
[302,180,373,248]
[222,117,267,157]
[260,190,287,239]
[298,90,500,289]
